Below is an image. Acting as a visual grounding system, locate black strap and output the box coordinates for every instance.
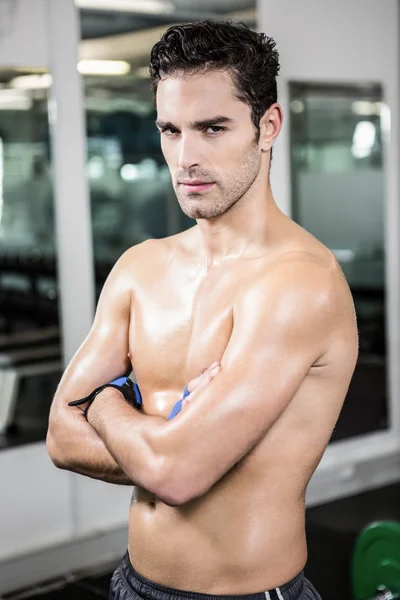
[67,377,139,420]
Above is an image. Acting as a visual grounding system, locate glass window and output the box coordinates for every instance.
[84,75,178,266]
[289,82,388,442]
[0,69,61,448]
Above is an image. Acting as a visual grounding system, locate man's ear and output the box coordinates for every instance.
[259,103,283,152]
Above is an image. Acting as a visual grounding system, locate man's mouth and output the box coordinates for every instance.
[179,180,215,193]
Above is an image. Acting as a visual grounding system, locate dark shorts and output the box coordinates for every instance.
[109,552,322,600]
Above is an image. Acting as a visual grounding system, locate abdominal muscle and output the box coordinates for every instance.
[127,397,311,595]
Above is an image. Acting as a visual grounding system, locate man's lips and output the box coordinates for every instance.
[179,180,215,193]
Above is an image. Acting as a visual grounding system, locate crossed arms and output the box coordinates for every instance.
[47,246,354,505]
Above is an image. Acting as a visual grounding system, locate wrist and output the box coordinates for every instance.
[87,387,123,425]
[68,377,141,423]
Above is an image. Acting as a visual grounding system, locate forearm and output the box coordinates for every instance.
[87,389,167,495]
[47,407,133,485]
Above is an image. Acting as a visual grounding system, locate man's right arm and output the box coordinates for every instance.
[46,246,140,485]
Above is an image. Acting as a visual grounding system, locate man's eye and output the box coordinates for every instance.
[206,126,225,134]
[162,127,179,135]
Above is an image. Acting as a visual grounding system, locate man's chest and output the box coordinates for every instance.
[128,264,244,393]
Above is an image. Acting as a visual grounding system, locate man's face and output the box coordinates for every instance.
[156,70,262,220]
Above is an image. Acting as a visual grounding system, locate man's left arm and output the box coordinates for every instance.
[87,260,357,506]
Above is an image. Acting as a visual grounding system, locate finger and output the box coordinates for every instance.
[183,366,222,413]
[187,362,220,393]
[187,371,205,393]
[196,364,221,389]
[187,376,200,393]
[183,367,222,410]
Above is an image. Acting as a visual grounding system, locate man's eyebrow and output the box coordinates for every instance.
[190,116,234,129]
[155,119,173,130]
[155,116,234,130]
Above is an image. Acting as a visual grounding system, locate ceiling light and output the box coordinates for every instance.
[75,0,175,14]
[11,74,52,89]
[78,60,130,75]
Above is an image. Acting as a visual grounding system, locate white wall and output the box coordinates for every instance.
[0,0,47,67]
[0,445,72,561]
[259,0,400,505]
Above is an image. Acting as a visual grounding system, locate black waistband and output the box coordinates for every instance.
[120,552,305,600]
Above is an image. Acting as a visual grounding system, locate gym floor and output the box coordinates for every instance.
[4,480,400,600]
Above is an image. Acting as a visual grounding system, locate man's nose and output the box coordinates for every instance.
[177,134,201,170]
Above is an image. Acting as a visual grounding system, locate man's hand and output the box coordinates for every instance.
[68,377,139,420]
[182,362,222,410]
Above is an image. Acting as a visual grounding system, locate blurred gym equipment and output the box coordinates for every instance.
[352,521,400,600]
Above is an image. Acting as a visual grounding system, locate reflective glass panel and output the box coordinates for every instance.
[290,82,387,442]
[0,69,61,448]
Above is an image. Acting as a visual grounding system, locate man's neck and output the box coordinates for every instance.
[195,183,280,268]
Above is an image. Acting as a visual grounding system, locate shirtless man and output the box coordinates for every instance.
[46,20,358,600]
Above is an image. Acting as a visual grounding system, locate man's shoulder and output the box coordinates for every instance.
[241,242,353,330]
[259,240,343,292]
[269,218,342,281]
[114,228,198,277]
[233,246,357,367]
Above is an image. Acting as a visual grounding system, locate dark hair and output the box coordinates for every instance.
[149,19,280,139]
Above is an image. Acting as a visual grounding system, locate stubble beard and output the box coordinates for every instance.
[174,144,261,221]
